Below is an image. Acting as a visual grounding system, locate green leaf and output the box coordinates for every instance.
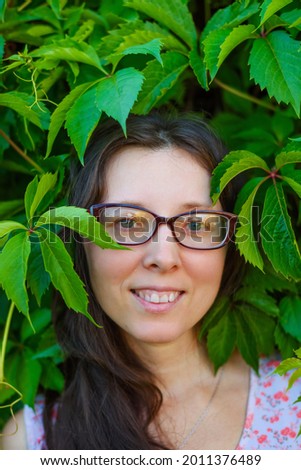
[218,24,256,69]
[203,28,229,81]
[65,86,102,164]
[234,287,279,317]
[35,206,126,250]
[124,0,197,48]
[0,231,31,315]
[282,176,301,198]
[238,306,276,356]
[20,308,51,342]
[211,150,269,204]
[26,243,51,306]
[249,31,301,116]
[0,34,5,60]
[235,182,265,271]
[259,0,293,26]
[18,351,42,408]
[38,228,96,324]
[0,0,6,22]
[279,296,301,342]
[198,296,230,339]
[234,311,259,372]
[31,39,105,71]
[95,67,144,133]
[0,220,27,238]
[0,92,50,130]
[40,361,64,392]
[275,323,300,358]
[201,0,259,42]
[0,199,23,219]
[46,82,95,158]
[46,0,62,19]
[261,183,301,280]
[273,357,301,376]
[275,151,301,168]
[287,367,301,391]
[207,311,236,371]
[133,52,188,114]
[204,25,256,80]
[281,9,301,30]
[189,48,208,90]
[25,172,58,221]
[234,177,264,213]
[108,38,163,70]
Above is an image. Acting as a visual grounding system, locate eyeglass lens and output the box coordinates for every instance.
[96,206,230,249]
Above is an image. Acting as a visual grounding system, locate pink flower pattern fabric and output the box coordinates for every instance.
[237,357,301,449]
[24,356,301,450]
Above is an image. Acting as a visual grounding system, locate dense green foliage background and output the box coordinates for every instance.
[0,0,301,431]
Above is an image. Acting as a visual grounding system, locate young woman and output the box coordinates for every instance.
[1,113,301,450]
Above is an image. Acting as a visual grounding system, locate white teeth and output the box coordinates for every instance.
[135,290,181,303]
[151,293,160,303]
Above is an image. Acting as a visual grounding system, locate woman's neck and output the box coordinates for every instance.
[125,330,214,397]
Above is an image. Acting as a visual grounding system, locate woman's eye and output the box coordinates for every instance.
[117,218,136,229]
[187,220,204,232]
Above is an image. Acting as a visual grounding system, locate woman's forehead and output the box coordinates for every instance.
[102,145,214,211]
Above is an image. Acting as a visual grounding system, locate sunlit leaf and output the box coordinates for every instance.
[95,67,144,133]
[0,220,27,238]
[273,357,301,376]
[259,0,293,26]
[35,206,126,250]
[31,39,105,70]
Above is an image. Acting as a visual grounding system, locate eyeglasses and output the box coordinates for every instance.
[89,203,237,250]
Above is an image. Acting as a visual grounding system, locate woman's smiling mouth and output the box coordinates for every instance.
[131,288,184,311]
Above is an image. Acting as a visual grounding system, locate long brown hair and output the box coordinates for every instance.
[44,112,244,449]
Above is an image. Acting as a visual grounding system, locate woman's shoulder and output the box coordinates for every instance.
[0,409,27,450]
[0,395,47,450]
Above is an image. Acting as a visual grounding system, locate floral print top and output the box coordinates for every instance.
[24,356,301,450]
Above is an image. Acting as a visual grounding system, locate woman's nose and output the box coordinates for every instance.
[142,223,181,272]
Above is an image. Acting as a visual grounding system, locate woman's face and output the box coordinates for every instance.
[84,146,226,347]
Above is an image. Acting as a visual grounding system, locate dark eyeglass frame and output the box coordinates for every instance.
[89,203,237,250]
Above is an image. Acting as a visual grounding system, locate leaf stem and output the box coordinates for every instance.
[0,129,44,174]
[0,302,15,382]
[213,78,277,111]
